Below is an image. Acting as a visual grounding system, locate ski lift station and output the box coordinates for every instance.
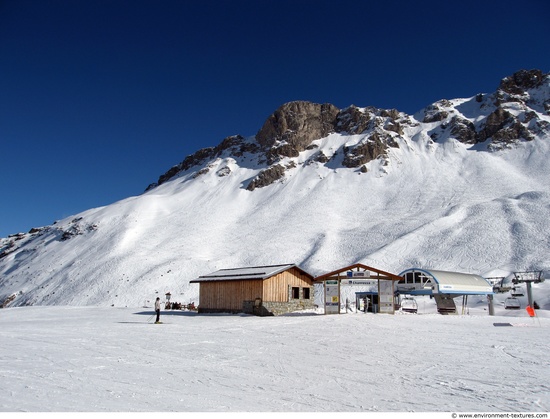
[314,263,403,314]
[397,268,495,314]
[313,265,495,315]
[189,263,498,316]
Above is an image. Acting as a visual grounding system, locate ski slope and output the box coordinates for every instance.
[1,129,549,308]
[0,305,548,412]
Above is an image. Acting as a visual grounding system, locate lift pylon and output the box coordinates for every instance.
[512,271,544,313]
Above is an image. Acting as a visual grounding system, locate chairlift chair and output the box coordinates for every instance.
[400,297,418,314]
[511,287,524,297]
[504,297,521,310]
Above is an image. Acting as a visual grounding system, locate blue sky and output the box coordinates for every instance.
[1,0,549,237]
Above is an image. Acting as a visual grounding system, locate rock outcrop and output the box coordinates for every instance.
[499,69,546,95]
[246,164,286,191]
[256,101,340,152]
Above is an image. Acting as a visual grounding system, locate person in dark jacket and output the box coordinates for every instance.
[154,297,161,323]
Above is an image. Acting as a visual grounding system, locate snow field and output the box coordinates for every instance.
[0,306,549,412]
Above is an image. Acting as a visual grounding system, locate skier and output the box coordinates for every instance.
[155,297,161,323]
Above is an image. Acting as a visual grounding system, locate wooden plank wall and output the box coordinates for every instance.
[199,280,263,311]
[263,268,314,301]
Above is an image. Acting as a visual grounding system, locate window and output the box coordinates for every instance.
[303,287,311,299]
[406,271,425,284]
[292,287,300,299]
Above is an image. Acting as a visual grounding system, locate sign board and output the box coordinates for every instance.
[378,279,395,314]
[324,280,340,314]
[347,270,370,278]
[341,279,377,286]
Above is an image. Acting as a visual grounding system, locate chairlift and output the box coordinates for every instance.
[486,277,510,293]
[400,297,418,314]
[511,287,524,297]
[504,297,521,310]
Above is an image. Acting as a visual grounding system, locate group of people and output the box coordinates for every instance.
[165,301,183,310]
[153,297,197,324]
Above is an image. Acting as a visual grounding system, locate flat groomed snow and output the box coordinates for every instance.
[0,304,548,412]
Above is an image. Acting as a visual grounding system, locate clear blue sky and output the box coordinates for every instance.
[1,0,549,237]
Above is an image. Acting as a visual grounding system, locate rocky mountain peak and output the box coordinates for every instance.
[499,69,546,95]
[149,69,549,190]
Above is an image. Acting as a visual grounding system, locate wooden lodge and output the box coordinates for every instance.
[190,264,315,316]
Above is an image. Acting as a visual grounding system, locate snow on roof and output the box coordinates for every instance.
[399,268,494,295]
[191,263,310,283]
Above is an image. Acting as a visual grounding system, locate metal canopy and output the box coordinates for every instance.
[398,268,494,295]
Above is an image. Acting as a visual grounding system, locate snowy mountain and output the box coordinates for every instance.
[1,69,549,309]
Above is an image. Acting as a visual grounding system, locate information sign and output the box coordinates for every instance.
[347,270,371,278]
[378,279,395,314]
[341,279,377,286]
[325,280,340,314]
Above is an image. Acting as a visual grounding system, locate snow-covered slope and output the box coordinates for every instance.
[1,69,549,308]
[1,306,549,411]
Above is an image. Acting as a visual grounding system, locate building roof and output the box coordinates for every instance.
[314,263,402,282]
[190,263,313,283]
[398,268,494,295]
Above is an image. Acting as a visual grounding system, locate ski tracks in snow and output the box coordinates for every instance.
[0,307,549,411]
